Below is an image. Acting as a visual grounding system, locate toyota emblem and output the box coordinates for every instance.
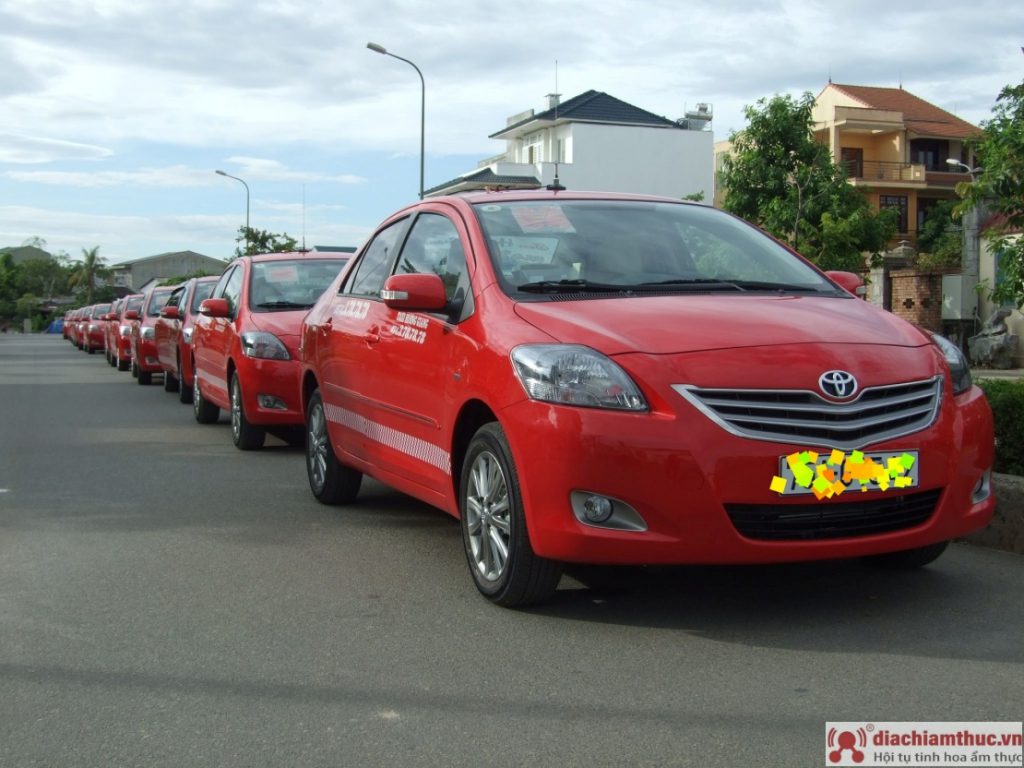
[819,370,858,399]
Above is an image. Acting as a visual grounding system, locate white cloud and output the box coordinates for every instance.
[0,134,113,164]
[220,157,365,185]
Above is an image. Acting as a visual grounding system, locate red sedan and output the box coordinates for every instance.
[154,276,219,403]
[112,294,144,372]
[299,189,996,607]
[130,285,177,385]
[191,252,347,449]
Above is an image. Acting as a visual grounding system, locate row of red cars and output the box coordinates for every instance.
[63,252,349,447]
[63,188,997,607]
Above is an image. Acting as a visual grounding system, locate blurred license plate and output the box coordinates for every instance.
[777,449,919,495]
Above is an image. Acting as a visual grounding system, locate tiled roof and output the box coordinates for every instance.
[490,90,678,138]
[424,167,541,197]
[829,83,979,139]
[112,250,219,267]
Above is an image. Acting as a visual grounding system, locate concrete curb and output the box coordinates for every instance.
[965,472,1024,554]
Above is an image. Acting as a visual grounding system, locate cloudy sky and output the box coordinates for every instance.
[1,0,1021,265]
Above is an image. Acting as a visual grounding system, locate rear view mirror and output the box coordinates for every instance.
[380,273,447,311]
[160,306,181,320]
[826,270,866,298]
[198,298,230,318]
[123,310,140,321]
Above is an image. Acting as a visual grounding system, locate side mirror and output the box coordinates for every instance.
[123,310,140,321]
[826,270,866,298]
[380,273,447,311]
[198,298,230,318]
[160,305,181,320]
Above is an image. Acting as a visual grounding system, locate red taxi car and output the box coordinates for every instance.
[82,302,112,354]
[112,294,144,371]
[104,299,123,366]
[130,285,177,385]
[299,190,996,607]
[191,252,347,449]
[154,276,219,403]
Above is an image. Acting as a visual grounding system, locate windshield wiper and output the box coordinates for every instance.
[254,300,313,309]
[516,279,628,294]
[726,280,833,293]
[641,278,832,294]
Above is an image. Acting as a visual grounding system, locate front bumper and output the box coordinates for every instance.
[236,356,304,427]
[502,385,995,565]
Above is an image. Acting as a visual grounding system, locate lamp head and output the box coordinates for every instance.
[367,42,387,54]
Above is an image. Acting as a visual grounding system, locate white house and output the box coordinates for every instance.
[425,90,714,201]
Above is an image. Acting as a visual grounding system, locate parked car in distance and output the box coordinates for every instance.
[103,299,123,366]
[130,285,177,385]
[69,306,88,349]
[113,294,144,372]
[82,302,112,354]
[191,252,348,449]
[299,189,996,607]
[154,276,219,403]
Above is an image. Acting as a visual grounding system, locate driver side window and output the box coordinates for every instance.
[346,218,408,298]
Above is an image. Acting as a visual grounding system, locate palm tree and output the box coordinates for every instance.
[69,246,108,304]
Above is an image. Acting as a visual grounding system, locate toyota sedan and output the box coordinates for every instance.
[299,190,995,607]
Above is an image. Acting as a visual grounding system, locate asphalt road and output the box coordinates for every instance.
[1,333,1022,768]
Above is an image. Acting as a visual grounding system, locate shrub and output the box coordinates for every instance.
[977,379,1024,475]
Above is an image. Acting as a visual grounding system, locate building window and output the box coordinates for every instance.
[909,139,949,172]
[841,147,863,178]
[880,195,909,234]
[524,132,543,165]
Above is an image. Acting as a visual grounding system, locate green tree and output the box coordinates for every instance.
[956,79,1024,307]
[17,252,72,301]
[68,246,110,304]
[720,92,896,271]
[914,200,962,271]
[234,226,298,257]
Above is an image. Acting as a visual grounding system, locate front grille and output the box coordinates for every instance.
[725,488,942,541]
[673,377,942,450]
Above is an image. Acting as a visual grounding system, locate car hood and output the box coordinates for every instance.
[512,294,930,356]
[246,310,307,339]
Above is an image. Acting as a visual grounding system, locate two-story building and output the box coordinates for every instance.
[426,90,714,200]
[811,82,980,246]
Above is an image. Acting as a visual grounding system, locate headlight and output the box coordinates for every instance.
[241,331,290,360]
[183,327,193,344]
[141,327,155,340]
[931,332,972,395]
[119,325,131,336]
[88,323,99,332]
[510,344,647,411]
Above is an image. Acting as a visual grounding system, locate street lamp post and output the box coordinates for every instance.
[946,158,983,327]
[367,42,425,200]
[215,169,251,250]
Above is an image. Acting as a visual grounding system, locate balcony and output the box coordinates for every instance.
[845,160,926,184]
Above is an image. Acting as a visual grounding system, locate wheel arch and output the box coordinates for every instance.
[450,399,499,507]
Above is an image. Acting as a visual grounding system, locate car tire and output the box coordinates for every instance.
[117,352,130,372]
[131,360,139,379]
[864,540,949,569]
[230,372,265,450]
[85,340,93,354]
[177,355,192,404]
[192,372,219,424]
[306,389,362,504]
[164,369,179,393]
[460,423,562,607]
[138,369,152,386]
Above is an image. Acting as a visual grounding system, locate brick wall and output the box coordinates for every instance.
[889,269,943,331]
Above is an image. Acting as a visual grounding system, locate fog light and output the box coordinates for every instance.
[257,394,287,410]
[145,356,159,364]
[972,469,992,504]
[582,495,614,523]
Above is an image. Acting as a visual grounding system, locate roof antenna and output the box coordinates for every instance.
[546,59,566,191]
[301,184,307,252]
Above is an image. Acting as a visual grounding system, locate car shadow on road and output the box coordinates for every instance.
[525,549,1023,664]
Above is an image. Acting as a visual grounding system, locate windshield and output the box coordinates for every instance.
[190,281,216,313]
[249,259,345,311]
[473,200,838,298]
[124,297,143,314]
[146,289,174,316]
